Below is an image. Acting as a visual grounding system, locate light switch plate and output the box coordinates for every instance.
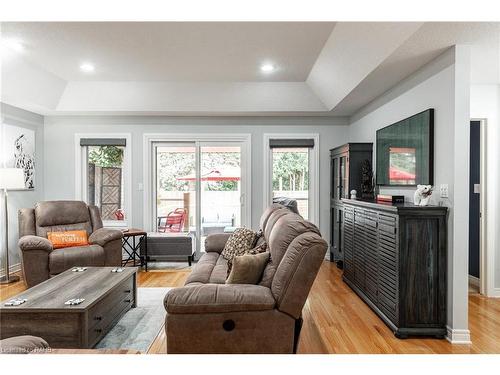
[138,183,143,191]
[440,184,449,198]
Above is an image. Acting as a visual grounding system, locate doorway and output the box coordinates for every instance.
[468,120,486,294]
[147,135,250,257]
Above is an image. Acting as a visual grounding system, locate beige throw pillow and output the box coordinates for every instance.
[226,252,270,285]
[227,241,268,276]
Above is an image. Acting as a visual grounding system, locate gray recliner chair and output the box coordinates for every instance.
[18,200,123,288]
[164,204,327,353]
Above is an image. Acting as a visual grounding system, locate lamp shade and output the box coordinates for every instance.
[0,168,25,190]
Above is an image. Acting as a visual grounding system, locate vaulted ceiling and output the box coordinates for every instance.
[1,22,499,116]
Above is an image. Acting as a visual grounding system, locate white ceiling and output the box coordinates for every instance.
[1,22,499,116]
[1,22,334,82]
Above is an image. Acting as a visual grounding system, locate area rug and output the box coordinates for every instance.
[95,287,170,353]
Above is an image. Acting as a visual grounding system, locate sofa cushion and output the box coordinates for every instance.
[165,284,275,314]
[35,201,93,238]
[268,212,321,267]
[221,228,256,261]
[0,335,50,354]
[185,252,228,285]
[49,244,105,275]
[226,252,270,285]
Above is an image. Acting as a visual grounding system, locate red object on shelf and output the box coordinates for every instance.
[115,209,125,220]
[389,167,416,181]
[158,208,187,233]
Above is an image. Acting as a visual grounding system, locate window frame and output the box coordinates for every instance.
[263,133,319,226]
[74,133,132,228]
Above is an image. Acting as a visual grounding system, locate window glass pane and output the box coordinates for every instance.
[156,146,196,234]
[272,147,309,220]
[86,145,126,222]
[200,146,241,251]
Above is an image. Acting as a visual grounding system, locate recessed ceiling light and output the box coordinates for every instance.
[260,63,275,73]
[2,38,24,52]
[80,63,95,73]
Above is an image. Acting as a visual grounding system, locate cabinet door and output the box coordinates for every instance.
[339,155,348,199]
[332,205,343,262]
[331,156,340,201]
[353,208,366,290]
[342,206,355,282]
[377,213,399,325]
[363,209,379,303]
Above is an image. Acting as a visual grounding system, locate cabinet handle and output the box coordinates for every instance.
[124,290,131,293]
[94,316,102,321]
[94,328,102,333]
[124,299,132,303]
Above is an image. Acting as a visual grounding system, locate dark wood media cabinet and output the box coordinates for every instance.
[341,199,448,338]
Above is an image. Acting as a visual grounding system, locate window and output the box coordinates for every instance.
[76,136,131,227]
[264,135,319,225]
[272,147,309,219]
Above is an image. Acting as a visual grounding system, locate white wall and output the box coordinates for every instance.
[348,46,471,341]
[43,116,349,243]
[0,103,45,272]
[470,84,500,293]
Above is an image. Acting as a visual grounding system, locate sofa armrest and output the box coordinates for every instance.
[18,235,53,252]
[89,228,123,247]
[204,233,232,253]
[164,284,275,314]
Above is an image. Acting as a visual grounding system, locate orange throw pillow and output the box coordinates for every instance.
[47,230,89,249]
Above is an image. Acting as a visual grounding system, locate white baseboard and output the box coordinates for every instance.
[446,326,471,344]
[468,275,480,288]
[491,288,500,298]
[0,262,21,278]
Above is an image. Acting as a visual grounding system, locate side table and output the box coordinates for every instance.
[122,228,148,271]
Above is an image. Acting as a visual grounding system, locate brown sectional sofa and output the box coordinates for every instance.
[18,201,123,288]
[164,204,327,353]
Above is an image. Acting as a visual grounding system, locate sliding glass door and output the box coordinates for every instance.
[200,144,242,249]
[154,143,197,234]
[153,140,247,255]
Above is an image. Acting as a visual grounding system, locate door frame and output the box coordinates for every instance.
[262,133,320,226]
[143,133,252,243]
[470,119,488,295]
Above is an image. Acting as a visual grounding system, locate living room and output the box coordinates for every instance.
[1,0,500,372]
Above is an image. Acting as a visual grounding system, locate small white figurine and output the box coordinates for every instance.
[414,185,433,206]
[350,189,357,199]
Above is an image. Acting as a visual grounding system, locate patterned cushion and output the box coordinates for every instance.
[221,228,257,262]
[227,241,268,277]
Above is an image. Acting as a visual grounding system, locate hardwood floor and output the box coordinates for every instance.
[2,262,500,354]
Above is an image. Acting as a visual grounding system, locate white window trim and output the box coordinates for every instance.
[143,133,252,233]
[263,133,320,226]
[74,133,132,228]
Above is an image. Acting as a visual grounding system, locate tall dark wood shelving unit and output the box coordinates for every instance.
[329,143,373,266]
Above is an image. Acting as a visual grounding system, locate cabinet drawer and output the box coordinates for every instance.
[88,276,134,329]
[88,296,133,347]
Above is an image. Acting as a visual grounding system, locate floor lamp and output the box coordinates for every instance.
[0,168,24,284]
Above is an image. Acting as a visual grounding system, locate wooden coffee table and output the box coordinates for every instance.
[0,267,137,349]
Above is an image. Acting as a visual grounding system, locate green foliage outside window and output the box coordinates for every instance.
[88,146,124,168]
[272,151,308,191]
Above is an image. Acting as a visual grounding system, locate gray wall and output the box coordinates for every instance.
[0,103,45,271]
[43,116,349,242]
[348,46,471,337]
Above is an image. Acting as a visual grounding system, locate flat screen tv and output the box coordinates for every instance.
[376,109,434,186]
